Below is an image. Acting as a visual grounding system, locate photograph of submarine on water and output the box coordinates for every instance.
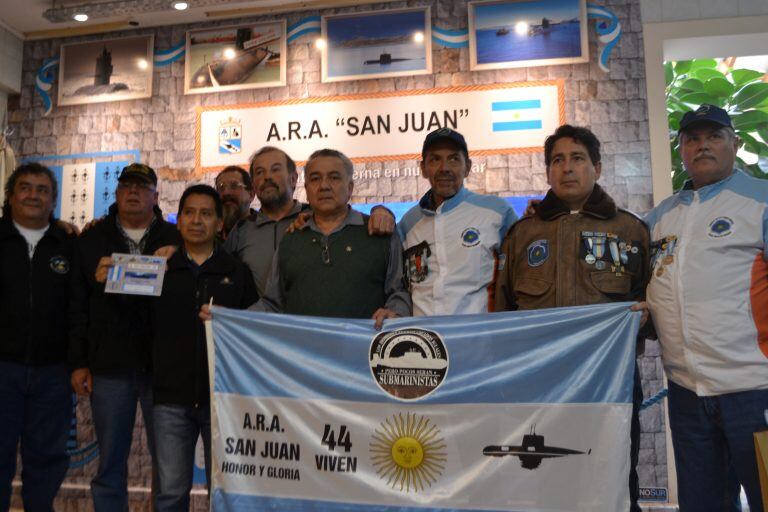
[323,7,431,82]
[186,21,284,94]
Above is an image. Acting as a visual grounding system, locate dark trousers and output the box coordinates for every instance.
[0,361,71,512]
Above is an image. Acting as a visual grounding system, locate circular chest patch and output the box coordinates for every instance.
[708,217,733,238]
[50,255,70,274]
[461,227,481,247]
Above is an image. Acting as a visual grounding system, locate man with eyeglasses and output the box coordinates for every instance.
[225,146,396,297]
[214,165,255,240]
[69,163,180,511]
[246,149,410,329]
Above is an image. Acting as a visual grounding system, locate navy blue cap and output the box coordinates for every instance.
[421,128,468,158]
[679,104,734,133]
[118,163,158,186]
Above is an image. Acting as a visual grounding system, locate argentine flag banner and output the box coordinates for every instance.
[207,302,640,511]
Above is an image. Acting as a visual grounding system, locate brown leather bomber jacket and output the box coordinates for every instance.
[495,184,650,314]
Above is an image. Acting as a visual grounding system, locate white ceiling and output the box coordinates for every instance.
[0,0,375,39]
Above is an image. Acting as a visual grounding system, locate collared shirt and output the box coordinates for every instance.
[645,169,768,396]
[224,201,309,296]
[398,186,518,316]
[254,207,411,318]
[116,216,156,255]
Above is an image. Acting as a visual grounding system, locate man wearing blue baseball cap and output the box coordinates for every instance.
[645,104,768,511]
[397,128,518,316]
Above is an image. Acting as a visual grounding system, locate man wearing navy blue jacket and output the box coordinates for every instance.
[151,184,257,512]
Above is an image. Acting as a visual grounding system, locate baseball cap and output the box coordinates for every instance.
[421,128,468,158]
[679,104,734,133]
[118,163,158,186]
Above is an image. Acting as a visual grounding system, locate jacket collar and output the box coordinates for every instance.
[535,183,617,221]
[679,168,738,202]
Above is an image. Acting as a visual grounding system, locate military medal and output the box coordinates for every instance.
[582,232,596,264]
[609,239,623,275]
[595,261,606,270]
[656,266,665,277]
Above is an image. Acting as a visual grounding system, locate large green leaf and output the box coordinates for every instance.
[704,77,735,98]
[732,110,768,130]
[664,62,674,87]
[730,69,764,86]
[756,123,768,145]
[732,82,768,110]
[692,68,726,81]
[737,131,765,155]
[674,61,692,75]
[679,78,704,92]
[689,59,718,70]
[678,92,721,106]
[668,111,684,131]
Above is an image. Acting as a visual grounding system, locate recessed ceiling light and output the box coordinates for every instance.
[413,31,424,43]
[73,13,88,22]
[315,38,326,50]
[173,2,188,10]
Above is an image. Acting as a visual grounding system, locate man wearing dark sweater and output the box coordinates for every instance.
[152,185,257,511]
[252,149,410,327]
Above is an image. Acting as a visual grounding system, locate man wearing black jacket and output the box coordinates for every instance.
[0,163,74,511]
[68,163,180,511]
[152,185,257,511]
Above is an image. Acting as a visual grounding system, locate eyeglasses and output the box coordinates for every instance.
[321,241,330,265]
[117,181,155,191]
[216,182,248,192]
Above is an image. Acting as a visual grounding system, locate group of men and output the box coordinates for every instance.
[0,103,765,512]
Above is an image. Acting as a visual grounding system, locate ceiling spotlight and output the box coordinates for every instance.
[173,2,188,10]
[73,13,89,22]
[413,31,424,43]
[223,48,236,60]
[137,59,149,70]
[315,38,326,50]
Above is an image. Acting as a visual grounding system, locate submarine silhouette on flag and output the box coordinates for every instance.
[482,426,591,470]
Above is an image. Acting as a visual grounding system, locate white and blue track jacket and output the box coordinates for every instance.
[397,187,518,316]
[645,170,768,396]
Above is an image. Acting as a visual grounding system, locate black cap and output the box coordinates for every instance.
[118,163,157,186]
[421,128,468,158]
[679,104,734,133]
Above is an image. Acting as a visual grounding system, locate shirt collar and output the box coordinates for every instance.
[418,186,469,215]
[302,206,363,235]
[680,169,738,202]
[253,200,304,227]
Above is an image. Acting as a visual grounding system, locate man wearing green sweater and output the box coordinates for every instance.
[252,149,411,328]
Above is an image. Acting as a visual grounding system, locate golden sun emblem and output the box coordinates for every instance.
[370,412,447,493]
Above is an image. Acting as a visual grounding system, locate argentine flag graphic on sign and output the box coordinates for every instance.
[491,99,544,132]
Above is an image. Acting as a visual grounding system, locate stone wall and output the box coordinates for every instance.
[6,0,668,509]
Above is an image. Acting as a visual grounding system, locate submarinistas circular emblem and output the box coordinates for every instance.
[369,328,448,401]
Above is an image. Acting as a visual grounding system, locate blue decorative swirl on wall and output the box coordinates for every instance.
[432,26,469,48]
[288,16,321,43]
[587,3,622,72]
[154,41,186,67]
[35,57,59,117]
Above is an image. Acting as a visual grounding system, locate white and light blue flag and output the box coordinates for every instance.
[207,303,640,511]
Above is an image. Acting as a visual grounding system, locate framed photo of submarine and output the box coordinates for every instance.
[58,35,154,107]
[468,0,588,71]
[321,7,432,83]
[184,20,286,95]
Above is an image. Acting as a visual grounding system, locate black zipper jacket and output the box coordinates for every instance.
[0,217,75,365]
[68,204,181,374]
[151,248,258,407]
